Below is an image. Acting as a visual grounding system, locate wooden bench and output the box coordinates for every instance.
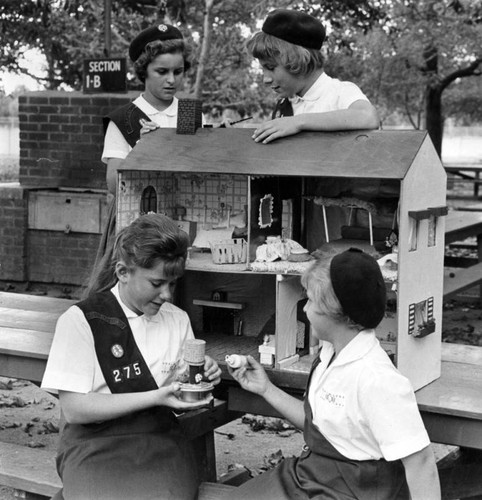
[0,441,237,499]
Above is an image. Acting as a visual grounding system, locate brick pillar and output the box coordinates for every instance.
[0,184,28,281]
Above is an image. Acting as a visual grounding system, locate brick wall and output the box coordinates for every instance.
[0,90,138,285]
[0,184,28,281]
[28,230,101,286]
[18,90,137,189]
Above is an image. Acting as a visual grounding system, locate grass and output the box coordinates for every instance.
[0,156,19,182]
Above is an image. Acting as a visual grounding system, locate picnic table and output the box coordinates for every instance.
[445,162,482,197]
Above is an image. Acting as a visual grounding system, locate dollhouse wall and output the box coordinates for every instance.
[397,136,446,390]
[117,170,247,230]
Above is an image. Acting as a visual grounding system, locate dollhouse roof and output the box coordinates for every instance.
[121,128,442,179]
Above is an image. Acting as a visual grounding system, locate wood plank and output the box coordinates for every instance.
[416,361,482,421]
[0,327,52,359]
[0,442,61,498]
[444,211,482,245]
[0,307,63,333]
[193,299,244,310]
[443,262,482,298]
[441,343,482,366]
[198,482,237,500]
[122,128,429,180]
[177,400,239,439]
[0,291,74,314]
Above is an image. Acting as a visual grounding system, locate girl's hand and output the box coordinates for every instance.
[139,118,159,135]
[204,355,222,386]
[228,355,271,396]
[155,382,213,411]
[252,117,301,144]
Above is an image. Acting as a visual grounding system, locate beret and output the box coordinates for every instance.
[262,9,325,50]
[330,248,386,329]
[129,24,183,62]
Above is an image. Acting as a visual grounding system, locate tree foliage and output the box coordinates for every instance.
[1,0,482,150]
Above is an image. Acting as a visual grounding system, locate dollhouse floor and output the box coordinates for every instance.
[198,331,316,375]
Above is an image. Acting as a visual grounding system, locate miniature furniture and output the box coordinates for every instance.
[118,128,447,391]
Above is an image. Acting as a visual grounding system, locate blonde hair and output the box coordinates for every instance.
[247,31,324,76]
[301,256,359,328]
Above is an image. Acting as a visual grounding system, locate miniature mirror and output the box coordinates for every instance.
[258,194,273,228]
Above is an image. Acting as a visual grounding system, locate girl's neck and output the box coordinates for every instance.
[297,68,324,98]
[142,92,173,113]
[329,325,361,358]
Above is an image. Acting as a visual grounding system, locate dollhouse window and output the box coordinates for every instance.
[428,214,436,247]
[140,185,157,214]
[408,297,435,337]
[409,218,419,251]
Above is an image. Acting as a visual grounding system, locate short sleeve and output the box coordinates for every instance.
[337,81,369,109]
[41,306,97,394]
[358,366,430,461]
[101,120,131,163]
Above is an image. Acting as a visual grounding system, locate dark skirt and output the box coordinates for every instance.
[53,408,199,500]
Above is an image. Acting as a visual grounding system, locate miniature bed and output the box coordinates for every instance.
[118,126,447,391]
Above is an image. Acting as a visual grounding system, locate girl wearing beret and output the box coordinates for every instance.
[95,24,193,265]
[247,9,379,145]
[42,214,222,499]
[229,249,440,500]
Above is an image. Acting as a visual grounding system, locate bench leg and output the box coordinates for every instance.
[191,431,217,483]
[438,448,482,500]
[478,235,482,308]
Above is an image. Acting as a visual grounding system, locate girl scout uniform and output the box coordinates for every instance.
[230,332,430,500]
[41,283,199,500]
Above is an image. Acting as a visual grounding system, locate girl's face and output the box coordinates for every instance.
[258,59,308,98]
[117,259,180,317]
[303,288,336,341]
[144,52,185,109]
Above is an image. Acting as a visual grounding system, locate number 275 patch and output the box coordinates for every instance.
[112,362,142,383]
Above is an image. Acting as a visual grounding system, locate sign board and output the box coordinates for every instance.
[83,58,127,93]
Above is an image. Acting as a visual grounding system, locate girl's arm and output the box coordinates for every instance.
[253,100,379,144]
[59,383,211,424]
[228,356,305,429]
[401,445,441,500]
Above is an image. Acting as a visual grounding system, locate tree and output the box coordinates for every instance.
[325,0,482,155]
[2,0,481,149]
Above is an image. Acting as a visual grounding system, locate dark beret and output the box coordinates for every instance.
[330,248,386,329]
[129,24,183,62]
[262,9,325,50]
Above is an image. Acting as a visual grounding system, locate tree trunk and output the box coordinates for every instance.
[425,83,443,158]
[194,0,214,100]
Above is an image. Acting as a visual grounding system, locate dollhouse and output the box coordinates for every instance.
[118,127,447,391]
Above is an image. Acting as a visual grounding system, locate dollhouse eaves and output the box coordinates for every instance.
[121,128,438,180]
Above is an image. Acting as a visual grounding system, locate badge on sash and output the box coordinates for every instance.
[111,344,124,358]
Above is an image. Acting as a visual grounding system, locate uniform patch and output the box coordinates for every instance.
[111,344,124,358]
